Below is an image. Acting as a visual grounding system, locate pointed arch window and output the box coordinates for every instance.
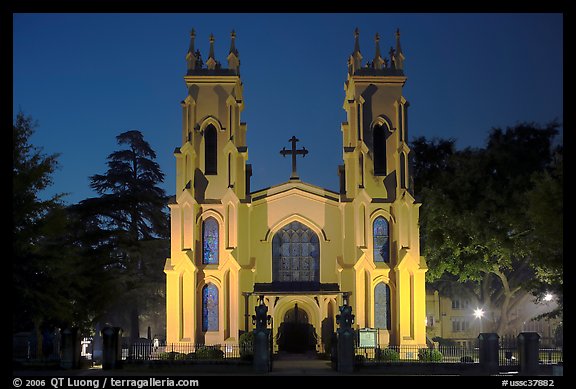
[202,217,219,264]
[272,221,320,282]
[374,282,391,329]
[202,283,219,331]
[400,152,407,189]
[205,124,217,175]
[373,124,386,175]
[373,216,390,263]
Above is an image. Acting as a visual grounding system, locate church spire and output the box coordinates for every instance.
[206,33,217,70]
[373,32,385,70]
[229,29,238,56]
[394,28,405,71]
[227,29,240,74]
[186,28,197,72]
[353,27,361,54]
[349,27,363,75]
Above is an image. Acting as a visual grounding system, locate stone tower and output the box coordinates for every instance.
[338,28,427,347]
[165,29,248,345]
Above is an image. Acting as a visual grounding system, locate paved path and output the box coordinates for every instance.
[270,351,334,375]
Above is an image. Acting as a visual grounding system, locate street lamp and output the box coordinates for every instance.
[474,308,485,333]
[544,293,553,302]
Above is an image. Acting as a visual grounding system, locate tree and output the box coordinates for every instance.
[522,146,563,316]
[13,111,120,344]
[414,122,561,334]
[78,130,169,340]
[13,111,63,332]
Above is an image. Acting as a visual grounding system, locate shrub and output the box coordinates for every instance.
[158,351,186,360]
[354,354,366,365]
[195,346,224,360]
[418,348,443,362]
[239,332,254,361]
[376,348,400,362]
[460,355,474,363]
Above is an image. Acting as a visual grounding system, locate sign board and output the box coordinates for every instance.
[358,328,378,348]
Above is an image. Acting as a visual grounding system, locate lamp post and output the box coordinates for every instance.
[474,308,485,333]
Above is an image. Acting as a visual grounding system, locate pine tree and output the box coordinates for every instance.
[79,130,169,340]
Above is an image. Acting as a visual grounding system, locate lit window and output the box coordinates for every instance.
[203,217,219,264]
[375,282,391,329]
[373,216,390,263]
[202,284,219,332]
[272,221,319,282]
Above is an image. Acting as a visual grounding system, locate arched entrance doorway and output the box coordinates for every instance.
[277,303,317,353]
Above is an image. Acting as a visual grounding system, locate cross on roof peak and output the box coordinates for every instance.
[280,136,308,180]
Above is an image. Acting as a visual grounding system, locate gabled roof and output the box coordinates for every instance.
[250,179,340,203]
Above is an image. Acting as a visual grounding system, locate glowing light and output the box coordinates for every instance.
[544,293,553,302]
[473,308,485,319]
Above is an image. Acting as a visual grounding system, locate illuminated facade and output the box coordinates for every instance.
[164,28,427,349]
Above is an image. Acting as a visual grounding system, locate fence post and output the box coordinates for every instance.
[517,332,540,376]
[253,296,271,373]
[336,301,355,373]
[60,328,81,369]
[101,327,123,370]
[478,333,499,375]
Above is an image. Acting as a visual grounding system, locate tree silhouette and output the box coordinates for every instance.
[413,122,562,334]
[78,130,169,340]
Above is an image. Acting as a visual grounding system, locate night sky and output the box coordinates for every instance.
[13,13,563,205]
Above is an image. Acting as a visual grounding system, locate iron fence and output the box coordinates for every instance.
[355,344,562,366]
[355,345,479,363]
[538,348,563,364]
[125,343,250,362]
[499,345,519,366]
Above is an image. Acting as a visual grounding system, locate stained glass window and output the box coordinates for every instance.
[272,221,319,282]
[373,216,390,263]
[373,124,386,175]
[374,282,391,330]
[203,217,219,264]
[202,283,218,332]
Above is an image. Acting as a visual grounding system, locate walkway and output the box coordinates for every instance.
[269,351,334,375]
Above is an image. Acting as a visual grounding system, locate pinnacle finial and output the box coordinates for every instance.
[188,28,196,54]
[228,29,240,73]
[353,27,361,53]
[373,32,384,70]
[395,27,402,53]
[208,33,215,59]
[206,33,217,70]
[229,29,238,55]
[186,27,197,71]
[395,27,404,71]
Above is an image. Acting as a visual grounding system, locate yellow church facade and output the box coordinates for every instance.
[164,28,427,351]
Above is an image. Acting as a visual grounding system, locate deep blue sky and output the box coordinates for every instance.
[13,13,563,205]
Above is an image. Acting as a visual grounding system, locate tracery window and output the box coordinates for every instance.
[202,283,219,332]
[374,282,391,330]
[373,216,390,263]
[272,221,320,282]
[202,217,219,264]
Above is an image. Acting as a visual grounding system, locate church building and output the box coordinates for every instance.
[164,28,427,351]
